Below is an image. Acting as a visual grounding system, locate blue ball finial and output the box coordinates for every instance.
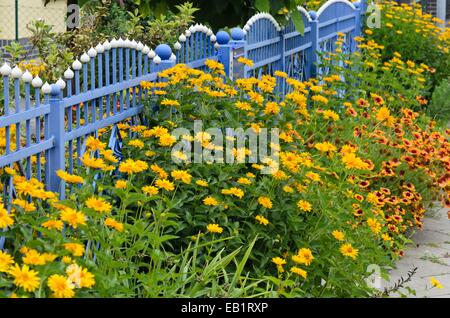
[308,10,318,21]
[50,84,61,96]
[155,44,172,60]
[216,31,230,45]
[231,27,245,41]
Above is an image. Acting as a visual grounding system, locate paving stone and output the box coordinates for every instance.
[384,205,450,298]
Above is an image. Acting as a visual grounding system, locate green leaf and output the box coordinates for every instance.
[291,10,305,36]
[255,0,270,12]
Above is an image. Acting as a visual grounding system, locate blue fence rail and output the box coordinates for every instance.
[0,0,367,203]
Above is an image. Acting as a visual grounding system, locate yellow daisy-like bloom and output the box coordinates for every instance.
[332,230,345,241]
[47,274,75,298]
[430,277,443,289]
[9,264,40,292]
[171,170,192,184]
[322,110,339,121]
[59,208,86,229]
[12,199,36,212]
[237,57,254,67]
[115,180,127,189]
[22,249,46,266]
[340,243,359,259]
[155,179,175,191]
[237,177,252,185]
[203,196,219,206]
[63,243,85,257]
[271,257,286,266]
[257,196,273,209]
[85,136,106,152]
[264,102,280,115]
[290,266,307,279]
[221,187,244,199]
[80,153,107,170]
[86,197,112,214]
[128,139,145,149]
[119,159,149,174]
[297,200,312,212]
[42,220,64,231]
[151,164,168,179]
[292,248,314,266]
[315,141,337,153]
[56,170,84,184]
[206,223,223,234]
[66,264,95,288]
[255,215,269,226]
[196,180,209,187]
[158,133,177,147]
[104,217,124,232]
[142,185,159,196]
[0,250,14,273]
[161,99,180,107]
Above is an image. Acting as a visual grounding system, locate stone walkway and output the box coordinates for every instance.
[382,205,450,297]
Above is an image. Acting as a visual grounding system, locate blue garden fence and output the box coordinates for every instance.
[0,0,367,203]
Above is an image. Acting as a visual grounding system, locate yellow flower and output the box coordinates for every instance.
[257,196,273,209]
[151,164,168,179]
[203,196,219,206]
[341,153,370,170]
[158,133,177,147]
[0,250,14,273]
[161,99,180,107]
[119,159,148,174]
[115,180,127,189]
[196,180,209,187]
[340,243,359,259]
[237,57,254,67]
[322,110,339,121]
[430,277,443,289]
[332,230,345,241]
[66,264,95,288]
[315,142,337,153]
[274,71,288,78]
[171,170,192,184]
[86,197,112,214]
[104,217,124,232]
[12,199,36,212]
[376,106,391,122]
[142,185,159,196]
[235,101,252,111]
[22,249,46,266]
[63,243,84,257]
[290,267,307,279]
[60,208,86,228]
[264,102,280,115]
[292,248,314,266]
[128,139,145,149]
[221,187,244,198]
[80,153,107,170]
[297,200,312,212]
[9,264,40,292]
[272,257,286,272]
[47,274,75,298]
[255,215,269,226]
[56,170,84,184]
[207,223,223,234]
[155,179,175,191]
[85,136,106,152]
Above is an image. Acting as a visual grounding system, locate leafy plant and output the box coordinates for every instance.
[427,78,450,124]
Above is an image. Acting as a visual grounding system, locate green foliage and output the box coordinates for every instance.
[367,1,450,96]
[428,78,450,124]
[27,20,74,82]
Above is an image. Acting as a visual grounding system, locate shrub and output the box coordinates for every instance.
[428,78,450,124]
[367,1,450,96]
